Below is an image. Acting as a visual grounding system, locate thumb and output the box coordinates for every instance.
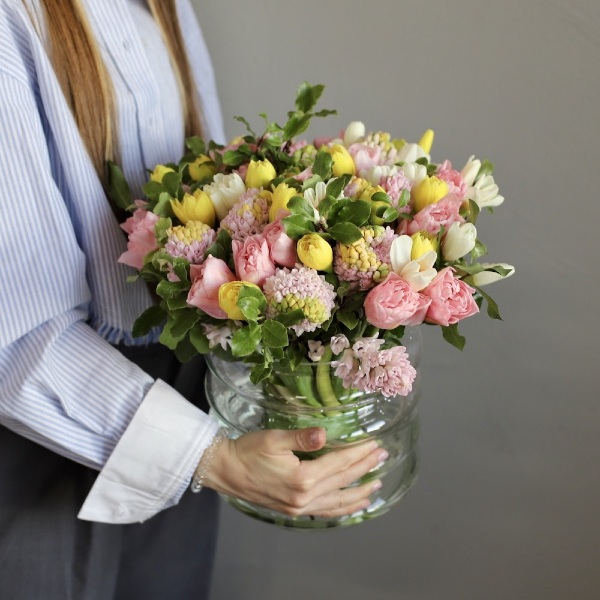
[279,427,327,453]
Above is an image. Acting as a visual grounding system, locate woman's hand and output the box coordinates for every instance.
[203,428,388,518]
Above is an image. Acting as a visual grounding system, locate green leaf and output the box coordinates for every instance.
[314,109,337,118]
[295,82,324,113]
[231,324,263,357]
[185,136,206,156]
[336,200,371,227]
[153,192,175,218]
[471,239,488,260]
[476,159,495,179]
[441,323,466,351]
[222,150,249,167]
[189,325,210,354]
[233,115,256,137]
[262,320,289,348]
[162,171,182,199]
[474,286,503,320]
[107,161,133,211]
[328,222,363,244]
[282,214,315,239]
[237,285,267,321]
[275,309,305,327]
[397,189,410,209]
[325,174,351,199]
[283,112,312,140]
[468,199,480,224]
[154,217,172,245]
[170,308,202,338]
[159,314,186,350]
[166,294,189,310]
[287,195,315,219]
[250,362,273,385]
[131,304,166,338]
[173,335,199,363]
[156,279,187,299]
[370,191,392,204]
[312,151,333,180]
[142,180,167,202]
[337,309,359,330]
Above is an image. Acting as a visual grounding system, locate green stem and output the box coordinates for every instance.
[316,347,341,407]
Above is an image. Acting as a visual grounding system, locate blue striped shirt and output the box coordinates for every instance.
[0,0,225,521]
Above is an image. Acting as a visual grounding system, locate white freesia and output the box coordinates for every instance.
[396,142,430,164]
[469,173,504,208]
[203,172,246,220]
[461,156,504,208]
[398,161,427,186]
[468,263,515,286]
[343,121,366,146]
[390,235,437,291]
[307,340,326,362]
[442,222,478,262]
[303,180,329,223]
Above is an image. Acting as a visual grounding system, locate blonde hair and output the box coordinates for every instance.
[37,0,203,185]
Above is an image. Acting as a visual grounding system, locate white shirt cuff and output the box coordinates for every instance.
[78,379,220,524]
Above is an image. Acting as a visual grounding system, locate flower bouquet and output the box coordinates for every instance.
[111,83,514,527]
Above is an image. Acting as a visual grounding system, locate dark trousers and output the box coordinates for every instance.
[0,347,219,600]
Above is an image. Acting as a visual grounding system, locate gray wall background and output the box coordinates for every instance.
[192,1,600,598]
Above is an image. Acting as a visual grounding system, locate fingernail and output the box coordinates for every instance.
[378,450,389,463]
[309,428,321,446]
[371,480,383,492]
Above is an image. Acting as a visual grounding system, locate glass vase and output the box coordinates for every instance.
[204,328,422,529]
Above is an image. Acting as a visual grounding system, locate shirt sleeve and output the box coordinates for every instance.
[0,63,217,524]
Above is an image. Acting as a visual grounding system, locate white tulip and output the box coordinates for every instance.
[468,263,515,286]
[396,142,430,164]
[343,121,366,146]
[203,172,246,220]
[390,235,437,291]
[364,165,398,185]
[442,222,478,262]
[460,155,481,186]
[399,162,428,186]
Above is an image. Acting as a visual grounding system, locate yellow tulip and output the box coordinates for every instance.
[418,129,435,154]
[411,176,449,212]
[170,190,216,227]
[245,158,277,189]
[297,234,333,272]
[188,155,216,182]
[150,165,175,183]
[325,144,355,177]
[410,231,438,260]
[218,281,260,320]
[269,182,297,222]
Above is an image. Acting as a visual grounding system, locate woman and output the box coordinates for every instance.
[0,1,387,598]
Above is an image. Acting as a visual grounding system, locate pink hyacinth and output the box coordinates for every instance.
[263,266,336,335]
[219,188,270,241]
[334,226,397,290]
[332,337,416,398]
[164,221,216,264]
[379,172,412,213]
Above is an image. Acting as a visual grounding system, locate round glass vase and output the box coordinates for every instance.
[204,328,422,530]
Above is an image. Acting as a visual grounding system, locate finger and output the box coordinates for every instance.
[293,479,382,519]
[300,439,386,482]
[261,427,327,455]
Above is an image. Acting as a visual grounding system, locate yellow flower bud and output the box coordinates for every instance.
[269,182,297,222]
[418,129,435,154]
[150,165,175,183]
[325,144,355,177]
[411,176,449,212]
[170,190,216,227]
[359,184,386,202]
[410,231,438,260]
[218,281,261,320]
[188,155,216,182]
[245,158,277,189]
[297,234,333,272]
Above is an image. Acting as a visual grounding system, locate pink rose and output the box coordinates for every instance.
[262,220,297,268]
[187,256,236,319]
[364,273,432,329]
[118,203,159,270]
[436,160,468,201]
[422,267,479,326]
[348,143,381,175]
[232,235,276,287]
[399,194,464,236]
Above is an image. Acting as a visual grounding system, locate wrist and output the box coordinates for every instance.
[190,427,230,494]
